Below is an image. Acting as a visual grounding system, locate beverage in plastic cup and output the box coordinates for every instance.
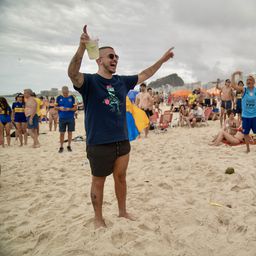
[86,39,99,60]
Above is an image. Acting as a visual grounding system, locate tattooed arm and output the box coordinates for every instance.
[68,33,90,88]
[137,48,174,85]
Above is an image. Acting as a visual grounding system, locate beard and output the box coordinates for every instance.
[102,62,116,74]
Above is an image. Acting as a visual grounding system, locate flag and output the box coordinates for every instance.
[126,97,149,141]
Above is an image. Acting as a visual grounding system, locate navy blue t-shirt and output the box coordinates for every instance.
[12,102,26,122]
[74,73,138,145]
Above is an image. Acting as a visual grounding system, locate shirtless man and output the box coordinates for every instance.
[218,79,234,127]
[147,87,154,114]
[24,89,40,147]
[135,83,154,137]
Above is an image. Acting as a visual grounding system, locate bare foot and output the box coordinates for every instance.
[94,218,107,229]
[118,212,136,221]
[32,144,40,148]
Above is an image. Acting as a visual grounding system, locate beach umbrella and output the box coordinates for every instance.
[126,97,149,141]
[172,89,192,98]
[207,87,221,96]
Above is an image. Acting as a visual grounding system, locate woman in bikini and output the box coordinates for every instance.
[223,109,241,135]
[179,104,191,127]
[210,110,243,146]
[48,97,58,131]
[209,129,244,146]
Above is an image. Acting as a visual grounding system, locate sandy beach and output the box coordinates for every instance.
[1,111,256,256]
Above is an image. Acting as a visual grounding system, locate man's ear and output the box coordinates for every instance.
[96,58,101,65]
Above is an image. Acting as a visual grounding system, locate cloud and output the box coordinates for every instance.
[0,0,256,94]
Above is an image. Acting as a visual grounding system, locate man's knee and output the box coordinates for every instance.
[92,176,106,187]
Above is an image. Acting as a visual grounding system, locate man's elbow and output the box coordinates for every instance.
[68,69,76,80]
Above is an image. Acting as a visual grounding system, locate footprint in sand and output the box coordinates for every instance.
[34,231,52,247]
[28,202,43,215]
[158,182,172,190]
[138,223,152,231]
[111,229,137,246]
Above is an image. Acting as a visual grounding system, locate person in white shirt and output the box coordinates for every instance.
[191,103,203,127]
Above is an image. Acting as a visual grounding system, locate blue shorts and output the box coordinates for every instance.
[221,100,232,110]
[242,117,256,135]
[59,118,75,132]
[27,114,39,129]
[15,116,27,123]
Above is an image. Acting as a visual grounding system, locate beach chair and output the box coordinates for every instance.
[149,113,158,132]
[158,111,173,130]
[199,107,212,126]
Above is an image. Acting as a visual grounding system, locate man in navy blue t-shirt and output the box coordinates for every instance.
[55,86,77,153]
[68,27,174,228]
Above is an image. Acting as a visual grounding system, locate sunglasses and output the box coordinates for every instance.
[107,53,119,60]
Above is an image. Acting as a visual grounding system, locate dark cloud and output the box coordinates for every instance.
[0,0,256,94]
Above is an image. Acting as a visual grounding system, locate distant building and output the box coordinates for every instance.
[40,88,60,97]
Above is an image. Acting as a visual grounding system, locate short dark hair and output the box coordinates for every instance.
[140,83,146,87]
[99,46,114,51]
[238,80,244,86]
[147,87,152,91]
[227,109,235,117]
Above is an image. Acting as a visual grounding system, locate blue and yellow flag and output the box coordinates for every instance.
[126,97,149,141]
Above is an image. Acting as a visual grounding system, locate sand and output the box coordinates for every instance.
[1,111,256,256]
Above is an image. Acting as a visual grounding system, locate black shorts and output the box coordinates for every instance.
[86,140,131,177]
[143,109,153,118]
[236,99,242,114]
[59,118,75,132]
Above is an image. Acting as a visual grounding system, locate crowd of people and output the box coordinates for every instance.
[1,25,255,232]
[133,71,255,153]
[0,86,77,151]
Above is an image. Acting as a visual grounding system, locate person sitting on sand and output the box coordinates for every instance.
[178,105,191,127]
[209,128,244,146]
[223,109,241,136]
[211,98,220,121]
[190,103,204,127]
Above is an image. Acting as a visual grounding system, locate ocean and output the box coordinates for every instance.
[2,96,16,106]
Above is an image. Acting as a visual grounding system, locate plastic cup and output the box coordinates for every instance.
[86,39,99,60]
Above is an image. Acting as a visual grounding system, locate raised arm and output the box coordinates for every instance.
[137,48,174,85]
[68,31,90,88]
[231,71,244,92]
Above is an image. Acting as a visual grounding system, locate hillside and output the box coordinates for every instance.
[148,73,184,89]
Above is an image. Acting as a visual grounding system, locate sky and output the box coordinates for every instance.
[0,0,256,95]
